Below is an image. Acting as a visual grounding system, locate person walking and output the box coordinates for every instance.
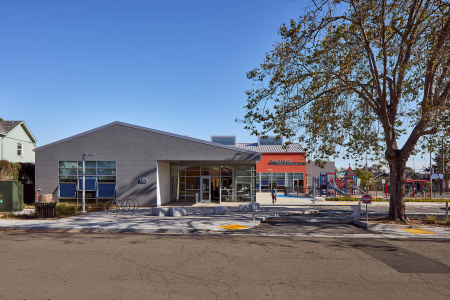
[271,188,277,205]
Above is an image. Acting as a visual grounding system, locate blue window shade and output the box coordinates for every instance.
[78,177,97,190]
[277,179,285,186]
[98,184,116,198]
[60,184,76,197]
[261,179,269,185]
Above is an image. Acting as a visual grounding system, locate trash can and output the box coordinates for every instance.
[0,181,23,212]
[35,194,56,218]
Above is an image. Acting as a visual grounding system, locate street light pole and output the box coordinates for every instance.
[430,150,433,199]
[82,153,96,213]
[313,162,316,204]
[267,169,273,192]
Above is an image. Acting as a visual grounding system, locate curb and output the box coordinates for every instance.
[353,219,424,229]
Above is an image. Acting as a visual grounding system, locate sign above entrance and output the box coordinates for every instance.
[269,160,306,165]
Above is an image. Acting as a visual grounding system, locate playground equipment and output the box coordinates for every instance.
[311,166,360,197]
[384,179,431,198]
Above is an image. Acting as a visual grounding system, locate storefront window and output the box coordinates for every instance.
[170,163,256,202]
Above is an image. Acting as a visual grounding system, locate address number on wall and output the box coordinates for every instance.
[138,178,148,184]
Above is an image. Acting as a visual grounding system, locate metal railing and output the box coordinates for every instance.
[256,203,362,221]
[104,198,140,214]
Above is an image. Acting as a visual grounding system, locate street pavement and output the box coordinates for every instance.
[0,194,450,299]
[0,232,449,299]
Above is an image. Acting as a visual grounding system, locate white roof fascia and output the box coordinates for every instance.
[5,121,37,144]
[20,121,37,143]
[34,121,261,156]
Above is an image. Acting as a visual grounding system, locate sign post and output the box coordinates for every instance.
[361,194,372,222]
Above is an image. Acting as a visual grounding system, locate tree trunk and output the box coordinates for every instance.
[388,158,409,223]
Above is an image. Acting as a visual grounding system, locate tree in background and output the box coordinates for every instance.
[356,169,374,192]
[405,167,415,174]
[242,0,450,222]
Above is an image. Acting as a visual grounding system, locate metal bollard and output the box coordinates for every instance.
[358,202,361,220]
[446,202,449,218]
[263,205,265,218]
[196,193,198,203]
[252,204,256,221]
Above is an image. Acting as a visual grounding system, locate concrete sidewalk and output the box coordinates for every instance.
[0,205,316,234]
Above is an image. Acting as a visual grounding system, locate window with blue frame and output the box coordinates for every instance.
[59,184,77,198]
[59,161,116,199]
[277,179,285,186]
[98,184,116,198]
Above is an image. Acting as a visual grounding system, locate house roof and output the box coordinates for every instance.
[33,121,261,156]
[373,171,390,178]
[234,142,305,153]
[0,121,37,143]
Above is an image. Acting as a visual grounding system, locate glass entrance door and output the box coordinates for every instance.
[201,177,211,203]
[294,179,299,193]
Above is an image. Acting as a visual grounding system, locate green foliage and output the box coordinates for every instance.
[0,212,35,219]
[241,0,450,170]
[55,203,78,217]
[426,215,439,224]
[356,169,374,190]
[445,216,450,225]
[0,213,16,219]
[0,160,21,181]
[76,202,105,212]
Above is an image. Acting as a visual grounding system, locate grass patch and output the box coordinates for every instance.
[325,196,448,203]
[325,196,388,202]
[77,202,106,212]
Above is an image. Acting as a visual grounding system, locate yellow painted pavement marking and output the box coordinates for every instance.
[219,224,249,230]
[402,228,436,235]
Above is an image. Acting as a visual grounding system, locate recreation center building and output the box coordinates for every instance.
[34,121,333,207]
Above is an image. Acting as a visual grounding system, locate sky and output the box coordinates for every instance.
[0,0,433,173]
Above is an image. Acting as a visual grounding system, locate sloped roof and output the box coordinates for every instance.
[0,121,22,133]
[0,121,37,143]
[345,167,356,177]
[34,121,261,156]
[373,171,390,178]
[234,142,305,153]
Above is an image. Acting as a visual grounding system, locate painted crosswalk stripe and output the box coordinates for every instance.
[219,224,248,230]
[402,228,436,235]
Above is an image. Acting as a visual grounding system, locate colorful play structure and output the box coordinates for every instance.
[309,166,431,198]
[384,179,431,198]
[311,166,363,197]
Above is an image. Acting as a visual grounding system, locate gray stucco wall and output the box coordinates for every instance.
[305,161,336,186]
[35,124,260,206]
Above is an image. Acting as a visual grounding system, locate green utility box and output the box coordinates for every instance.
[0,181,23,212]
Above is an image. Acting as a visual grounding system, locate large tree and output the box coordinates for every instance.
[242,0,450,222]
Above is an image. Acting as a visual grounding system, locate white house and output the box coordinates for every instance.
[0,121,37,163]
